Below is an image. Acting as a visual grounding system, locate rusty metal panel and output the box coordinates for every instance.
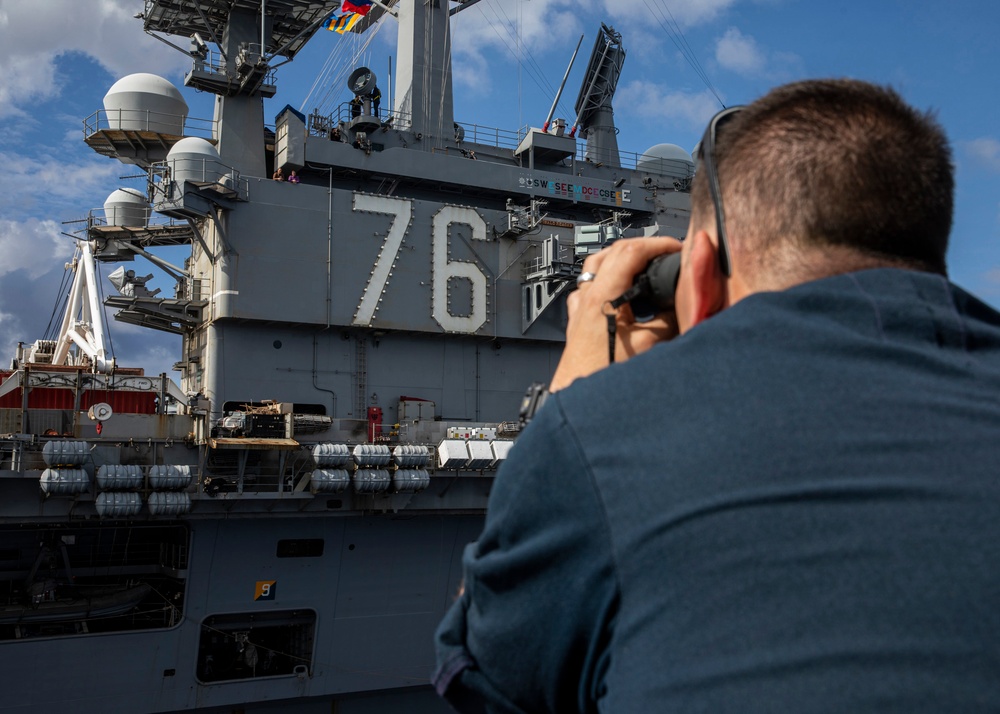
[0,408,22,433]
[209,437,300,450]
[27,411,68,436]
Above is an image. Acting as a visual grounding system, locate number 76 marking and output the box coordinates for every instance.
[352,193,489,334]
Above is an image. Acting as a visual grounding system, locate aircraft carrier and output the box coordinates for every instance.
[0,1,693,710]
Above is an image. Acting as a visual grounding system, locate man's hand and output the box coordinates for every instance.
[549,237,682,392]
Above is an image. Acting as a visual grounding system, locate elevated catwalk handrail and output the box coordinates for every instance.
[148,158,249,201]
[307,109,694,176]
[83,109,217,142]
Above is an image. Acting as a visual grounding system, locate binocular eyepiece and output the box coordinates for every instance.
[628,252,682,323]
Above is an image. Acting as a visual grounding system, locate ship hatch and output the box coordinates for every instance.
[0,523,188,641]
[197,609,316,683]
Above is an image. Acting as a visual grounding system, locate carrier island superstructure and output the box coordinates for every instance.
[0,1,694,711]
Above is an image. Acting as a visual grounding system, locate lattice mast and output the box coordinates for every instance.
[141,0,345,176]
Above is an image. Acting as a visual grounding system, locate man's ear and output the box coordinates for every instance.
[676,229,727,332]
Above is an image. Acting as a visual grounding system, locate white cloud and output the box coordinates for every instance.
[452,49,493,95]
[0,53,58,119]
[453,0,739,62]
[108,335,182,378]
[447,0,752,110]
[715,27,766,76]
[451,0,588,85]
[0,309,24,369]
[0,219,73,279]
[579,0,741,70]
[618,80,721,131]
[609,0,739,30]
[964,137,1000,172]
[0,0,187,117]
[0,222,78,365]
[713,26,801,80]
[0,151,120,218]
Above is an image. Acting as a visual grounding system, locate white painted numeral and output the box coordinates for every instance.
[352,194,413,326]
[432,206,488,333]
[352,195,489,334]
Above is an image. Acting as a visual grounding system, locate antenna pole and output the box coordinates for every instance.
[370,0,398,17]
[543,34,584,132]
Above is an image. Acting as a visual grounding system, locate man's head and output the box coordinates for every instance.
[677,79,954,331]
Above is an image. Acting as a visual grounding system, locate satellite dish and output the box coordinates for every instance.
[89,403,114,422]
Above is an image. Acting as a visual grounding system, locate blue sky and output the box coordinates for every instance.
[0,0,998,378]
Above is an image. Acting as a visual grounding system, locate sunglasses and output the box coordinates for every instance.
[697,105,744,277]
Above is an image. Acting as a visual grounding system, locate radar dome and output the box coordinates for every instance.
[103,188,149,228]
[637,143,695,180]
[166,137,227,185]
[103,73,188,135]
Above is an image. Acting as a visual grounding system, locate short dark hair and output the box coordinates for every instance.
[691,79,954,276]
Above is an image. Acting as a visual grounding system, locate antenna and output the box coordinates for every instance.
[370,0,398,18]
[543,34,584,133]
[568,24,625,167]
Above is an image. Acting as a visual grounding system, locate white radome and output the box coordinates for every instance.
[103,73,188,134]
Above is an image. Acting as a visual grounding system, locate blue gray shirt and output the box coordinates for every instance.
[434,268,1000,713]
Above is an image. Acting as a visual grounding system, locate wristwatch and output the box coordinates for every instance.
[518,382,550,428]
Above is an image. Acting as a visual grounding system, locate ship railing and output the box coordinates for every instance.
[608,149,695,179]
[457,121,523,151]
[308,103,411,138]
[522,242,578,279]
[83,109,216,142]
[307,104,345,135]
[505,124,696,177]
[306,107,524,151]
[176,277,211,302]
[148,159,249,203]
[86,207,192,233]
[305,108,695,179]
[204,448,319,496]
[190,47,226,76]
[308,110,341,138]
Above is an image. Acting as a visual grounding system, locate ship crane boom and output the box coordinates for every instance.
[51,240,113,373]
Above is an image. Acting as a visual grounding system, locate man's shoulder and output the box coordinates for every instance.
[692,267,1000,345]
[554,267,1000,432]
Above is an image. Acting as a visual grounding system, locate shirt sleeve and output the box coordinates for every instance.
[433,394,619,714]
